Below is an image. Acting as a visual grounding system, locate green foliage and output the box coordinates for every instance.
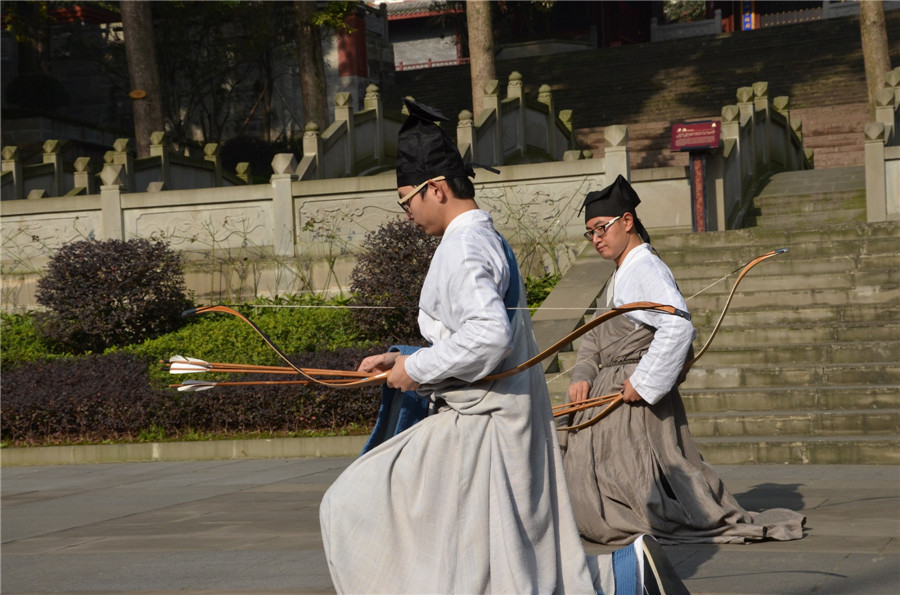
[524,272,561,313]
[663,0,707,24]
[35,238,191,353]
[349,219,440,343]
[0,312,64,369]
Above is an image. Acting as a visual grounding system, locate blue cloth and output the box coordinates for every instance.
[612,541,638,595]
[360,236,521,456]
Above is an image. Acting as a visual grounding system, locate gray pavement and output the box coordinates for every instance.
[2,459,898,595]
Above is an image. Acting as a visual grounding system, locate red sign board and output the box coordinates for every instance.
[671,121,720,152]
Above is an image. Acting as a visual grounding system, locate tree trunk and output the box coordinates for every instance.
[466,0,495,115]
[859,0,892,108]
[294,0,329,129]
[120,1,165,158]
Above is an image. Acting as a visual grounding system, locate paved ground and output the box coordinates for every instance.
[2,459,898,594]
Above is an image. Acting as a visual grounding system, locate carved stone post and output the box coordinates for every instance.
[204,143,222,187]
[537,84,555,156]
[300,122,323,181]
[111,138,135,192]
[736,86,755,180]
[559,110,575,151]
[457,110,475,163]
[864,123,887,222]
[507,72,525,157]
[1,146,24,200]
[72,157,94,196]
[334,92,355,176]
[42,140,65,197]
[149,131,170,189]
[773,96,793,170]
[235,162,251,184]
[482,79,502,165]
[270,153,297,257]
[752,82,770,167]
[874,87,895,140]
[99,164,126,240]
[364,84,384,164]
[604,125,630,181]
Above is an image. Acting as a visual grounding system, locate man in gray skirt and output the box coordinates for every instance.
[319,100,689,594]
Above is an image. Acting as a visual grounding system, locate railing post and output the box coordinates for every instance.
[482,79,502,165]
[874,87,895,141]
[42,140,65,197]
[864,122,887,223]
[111,138,135,192]
[538,84,555,155]
[457,109,475,163]
[507,72,525,157]
[99,164,126,240]
[736,86,755,181]
[270,153,297,257]
[1,146,24,200]
[235,162,251,184]
[773,95,793,170]
[149,131,170,189]
[334,92,355,176]
[752,82,770,167]
[204,143,223,187]
[604,124,630,181]
[71,157,94,196]
[365,84,384,164]
[299,121,322,181]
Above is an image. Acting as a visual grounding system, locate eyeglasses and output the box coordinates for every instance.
[583,215,622,241]
[398,176,445,213]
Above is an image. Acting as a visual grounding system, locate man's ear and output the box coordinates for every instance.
[622,212,635,232]
[430,179,448,203]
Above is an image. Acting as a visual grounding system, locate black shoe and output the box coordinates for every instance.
[641,537,690,595]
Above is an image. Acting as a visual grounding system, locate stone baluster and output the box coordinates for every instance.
[773,96,793,169]
[334,92,355,176]
[559,109,575,150]
[364,84,384,164]
[482,79,502,165]
[270,153,297,257]
[149,131,170,189]
[71,157,94,196]
[864,122,887,222]
[604,124,630,181]
[99,163,125,240]
[874,87,895,142]
[42,140,65,197]
[537,84,555,155]
[507,72,525,157]
[735,86,755,180]
[204,143,222,187]
[885,67,900,107]
[299,121,322,181]
[111,138,135,192]
[752,82,770,166]
[235,162,251,184]
[1,146,24,200]
[457,109,475,163]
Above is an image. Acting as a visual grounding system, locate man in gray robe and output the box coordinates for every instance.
[319,101,690,594]
[561,175,806,545]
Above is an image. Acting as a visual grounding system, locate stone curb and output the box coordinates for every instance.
[0,435,370,467]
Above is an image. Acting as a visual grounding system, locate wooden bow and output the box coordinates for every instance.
[172,301,689,391]
[553,248,788,432]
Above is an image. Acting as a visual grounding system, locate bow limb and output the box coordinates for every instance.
[482,301,691,383]
[555,395,624,432]
[183,305,389,388]
[681,247,788,375]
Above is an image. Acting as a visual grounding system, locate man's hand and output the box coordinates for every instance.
[357,351,400,374]
[385,355,420,392]
[568,380,591,403]
[621,378,644,403]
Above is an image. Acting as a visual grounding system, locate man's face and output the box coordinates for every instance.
[585,213,629,262]
[398,180,441,236]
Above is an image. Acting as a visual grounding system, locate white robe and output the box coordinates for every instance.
[320,210,624,594]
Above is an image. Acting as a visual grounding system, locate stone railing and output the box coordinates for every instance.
[865,66,900,222]
[706,82,812,230]
[0,137,245,201]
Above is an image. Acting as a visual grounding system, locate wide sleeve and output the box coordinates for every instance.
[404,230,514,385]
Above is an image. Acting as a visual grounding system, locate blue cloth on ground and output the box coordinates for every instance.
[360,236,520,456]
[612,541,638,595]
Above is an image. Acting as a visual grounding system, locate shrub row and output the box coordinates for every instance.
[1,348,390,446]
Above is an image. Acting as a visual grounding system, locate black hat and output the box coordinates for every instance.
[580,174,641,222]
[396,99,474,188]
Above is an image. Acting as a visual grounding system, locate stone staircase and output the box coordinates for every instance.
[542,166,900,464]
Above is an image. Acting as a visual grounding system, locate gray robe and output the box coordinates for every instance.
[561,311,806,545]
[320,296,618,593]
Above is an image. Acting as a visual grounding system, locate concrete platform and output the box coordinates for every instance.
[2,459,898,594]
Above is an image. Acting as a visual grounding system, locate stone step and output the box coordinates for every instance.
[756,208,867,229]
[754,191,865,215]
[686,303,900,327]
[656,237,900,267]
[688,341,900,366]
[677,269,899,296]
[681,385,900,413]
[691,321,900,347]
[687,409,900,438]
[681,362,900,390]
[670,253,897,282]
[676,284,900,310]
[651,221,900,250]
[695,434,900,465]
